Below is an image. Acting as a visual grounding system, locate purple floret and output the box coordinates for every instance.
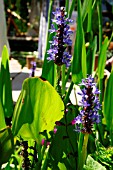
[72,75,101,134]
[47,7,73,67]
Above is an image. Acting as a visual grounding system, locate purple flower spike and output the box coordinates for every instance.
[72,75,101,134]
[47,7,73,67]
[29,61,36,77]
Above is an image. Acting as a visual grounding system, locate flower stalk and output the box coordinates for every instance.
[78,133,89,170]
[72,75,101,168]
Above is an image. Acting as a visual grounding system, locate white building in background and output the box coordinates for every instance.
[0,0,10,57]
[38,0,59,60]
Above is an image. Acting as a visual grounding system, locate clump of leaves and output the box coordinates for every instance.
[93,143,113,168]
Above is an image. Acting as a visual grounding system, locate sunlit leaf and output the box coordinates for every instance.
[82,36,87,78]
[12,77,64,142]
[0,45,13,117]
[84,155,106,170]
[98,36,108,79]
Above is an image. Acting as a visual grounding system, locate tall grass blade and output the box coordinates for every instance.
[72,0,84,83]
[0,46,13,117]
[41,0,56,86]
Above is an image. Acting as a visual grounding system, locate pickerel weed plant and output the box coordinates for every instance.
[47,7,73,67]
[72,75,101,169]
[1,0,113,170]
[72,75,101,134]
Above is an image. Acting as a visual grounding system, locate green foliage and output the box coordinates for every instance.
[84,155,106,170]
[0,127,14,166]
[87,36,97,75]
[12,77,64,142]
[69,0,77,18]
[72,0,84,83]
[98,37,108,79]
[104,70,113,145]
[94,142,113,168]
[82,0,92,22]
[0,102,6,130]
[48,106,79,169]
[0,46,13,118]
[1,0,113,169]
[42,0,56,86]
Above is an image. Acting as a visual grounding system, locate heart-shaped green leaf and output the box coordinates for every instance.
[12,77,64,142]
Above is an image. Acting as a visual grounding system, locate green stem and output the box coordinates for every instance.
[65,0,69,16]
[65,66,71,85]
[61,65,66,95]
[56,66,61,95]
[35,139,42,169]
[41,148,49,170]
[64,110,75,156]
[78,133,89,170]
[53,64,57,88]
[99,78,103,110]
[78,132,84,169]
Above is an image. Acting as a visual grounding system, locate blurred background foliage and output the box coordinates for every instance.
[4,0,41,37]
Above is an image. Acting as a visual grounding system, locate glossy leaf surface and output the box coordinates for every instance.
[12,77,64,142]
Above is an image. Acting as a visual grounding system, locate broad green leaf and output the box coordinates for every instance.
[84,155,106,170]
[103,71,113,131]
[12,77,64,142]
[72,0,83,84]
[0,46,13,117]
[0,127,14,166]
[0,102,6,130]
[98,37,108,79]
